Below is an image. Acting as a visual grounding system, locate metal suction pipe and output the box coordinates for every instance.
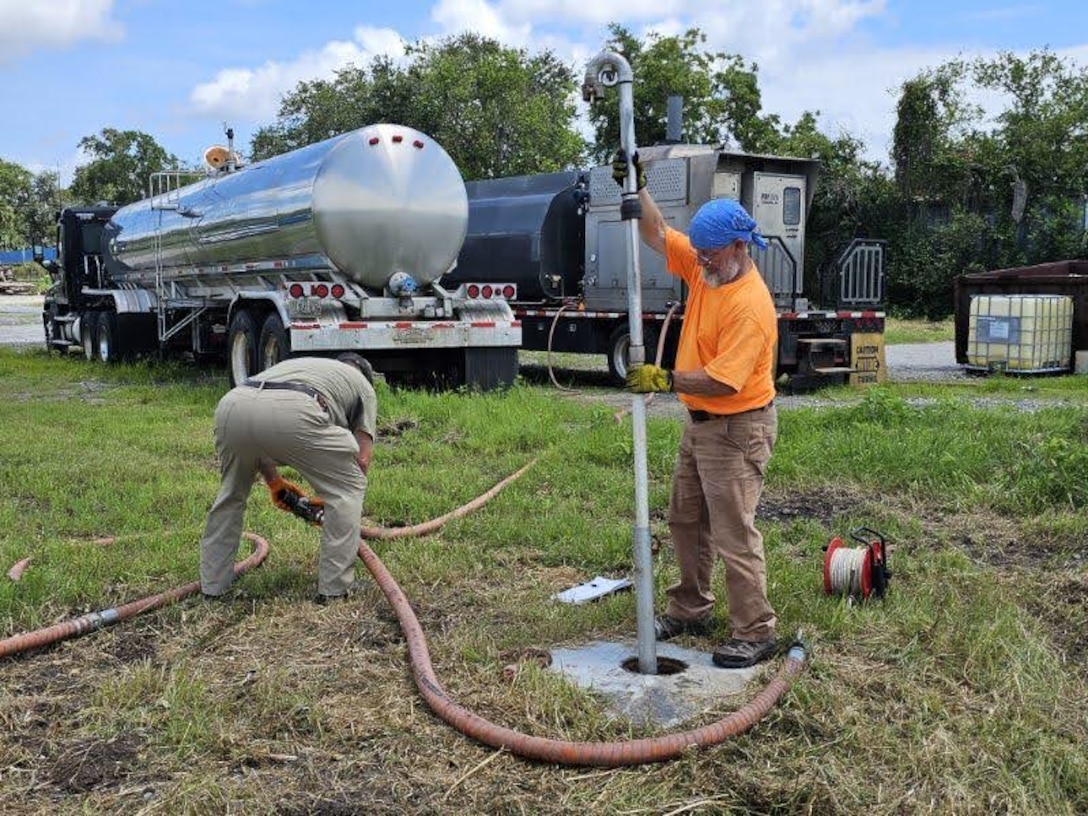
[583,50,657,675]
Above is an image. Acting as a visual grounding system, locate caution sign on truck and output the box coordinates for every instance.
[850,332,887,386]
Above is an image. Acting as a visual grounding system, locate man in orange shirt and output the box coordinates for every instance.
[615,150,779,668]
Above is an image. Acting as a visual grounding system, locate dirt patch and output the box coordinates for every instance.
[758,485,866,527]
[47,733,145,793]
[377,417,419,442]
[103,628,159,663]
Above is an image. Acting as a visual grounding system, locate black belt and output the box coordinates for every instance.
[242,379,328,411]
[688,402,774,422]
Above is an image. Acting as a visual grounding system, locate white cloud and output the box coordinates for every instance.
[430,0,532,43]
[188,26,407,122]
[759,45,954,166]
[497,0,683,26]
[428,0,884,42]
[0,0,122,60]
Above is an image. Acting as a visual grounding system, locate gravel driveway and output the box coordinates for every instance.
[0,295,45,346]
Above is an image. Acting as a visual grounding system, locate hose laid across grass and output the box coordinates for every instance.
[0,532,269,659]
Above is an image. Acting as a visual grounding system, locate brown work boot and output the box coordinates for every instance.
[654,614,712,640]
[711,638,778,669]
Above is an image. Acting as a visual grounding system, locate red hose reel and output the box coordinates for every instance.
[823,526,891,600]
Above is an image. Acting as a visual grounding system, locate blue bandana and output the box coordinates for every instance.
[688,198,768,250]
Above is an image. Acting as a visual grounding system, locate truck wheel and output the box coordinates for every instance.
[81,312,100,361]
[227,310,259,387]
[607,324,659,385]
[96,313,121,364]
[257,313,289,372]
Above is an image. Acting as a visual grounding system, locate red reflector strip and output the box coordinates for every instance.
[433,323,456,329]
[394,322,414,328]
[471,321,496,328]
[512,321,521,327]
[290,323,321,330]
[339,322,368,329]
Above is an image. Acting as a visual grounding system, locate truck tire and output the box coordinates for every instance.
[95,312,121,364]
[227,309,259,387]
[607,324,660,385]
[80,312,100,361]
[257,313,289,372]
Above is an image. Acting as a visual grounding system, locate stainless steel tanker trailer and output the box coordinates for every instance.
[40,124,520,390]
[443,144,887,388]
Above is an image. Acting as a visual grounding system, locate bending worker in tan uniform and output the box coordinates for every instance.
[200,353,378,603]
[616,150,779,669]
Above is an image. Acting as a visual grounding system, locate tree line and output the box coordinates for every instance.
[2,26,1086,318]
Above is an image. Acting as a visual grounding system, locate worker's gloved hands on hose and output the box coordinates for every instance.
[611,149,646,191]
[626,364,673,393]
[267,475,305,512]
[299,494,325,526]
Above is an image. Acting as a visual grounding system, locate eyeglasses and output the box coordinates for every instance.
[695,246,727,267]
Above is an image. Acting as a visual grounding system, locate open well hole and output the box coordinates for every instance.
[620,656,688,676]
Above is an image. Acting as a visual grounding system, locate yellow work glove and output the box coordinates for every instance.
[611,148,646,191]
[267,476,305,512]
[626,364,673,393]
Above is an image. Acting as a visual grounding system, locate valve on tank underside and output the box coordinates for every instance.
[387,271,418,299]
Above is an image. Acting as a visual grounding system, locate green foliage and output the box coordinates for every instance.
[250,33,586,180]
[69,128,179,206]
[886,49,1088,317]
[0,161,60,249]
[590,25,817,161]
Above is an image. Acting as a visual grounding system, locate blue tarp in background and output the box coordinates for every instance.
[0,248,56,265]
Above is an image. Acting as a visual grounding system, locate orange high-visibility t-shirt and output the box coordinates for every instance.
[664,226,777,415]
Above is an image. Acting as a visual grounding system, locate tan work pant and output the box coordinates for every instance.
[666,405,777,641]
[200,387,366,597]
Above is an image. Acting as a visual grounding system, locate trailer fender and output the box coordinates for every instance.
[227,293,288,329]
[80,288,158,314]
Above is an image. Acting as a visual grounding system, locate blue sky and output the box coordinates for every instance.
[1,0,1085,184]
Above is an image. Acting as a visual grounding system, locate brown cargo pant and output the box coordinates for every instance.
[200,387,367,598]
[665,404,778,641]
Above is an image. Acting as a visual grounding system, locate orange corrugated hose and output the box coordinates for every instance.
[0,532,269,659]
[358,533,807,766]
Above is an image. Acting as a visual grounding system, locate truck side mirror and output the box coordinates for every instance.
[32,245,44,263]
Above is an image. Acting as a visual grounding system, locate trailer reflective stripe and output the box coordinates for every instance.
[291,322,322,330]
[516,309,657,319]
[339,322,368,329]
[779,311,885,320]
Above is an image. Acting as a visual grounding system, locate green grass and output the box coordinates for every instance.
[1,347,1086,814]
[884,316,955,344]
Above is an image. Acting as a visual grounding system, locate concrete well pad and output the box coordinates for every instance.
[548,640,760,728]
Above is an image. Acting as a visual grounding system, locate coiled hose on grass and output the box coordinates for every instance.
[2,465,807,766]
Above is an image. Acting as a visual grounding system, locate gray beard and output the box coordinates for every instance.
[702,257,742,289]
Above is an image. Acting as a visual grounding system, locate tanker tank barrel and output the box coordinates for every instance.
[102,124,468,292]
